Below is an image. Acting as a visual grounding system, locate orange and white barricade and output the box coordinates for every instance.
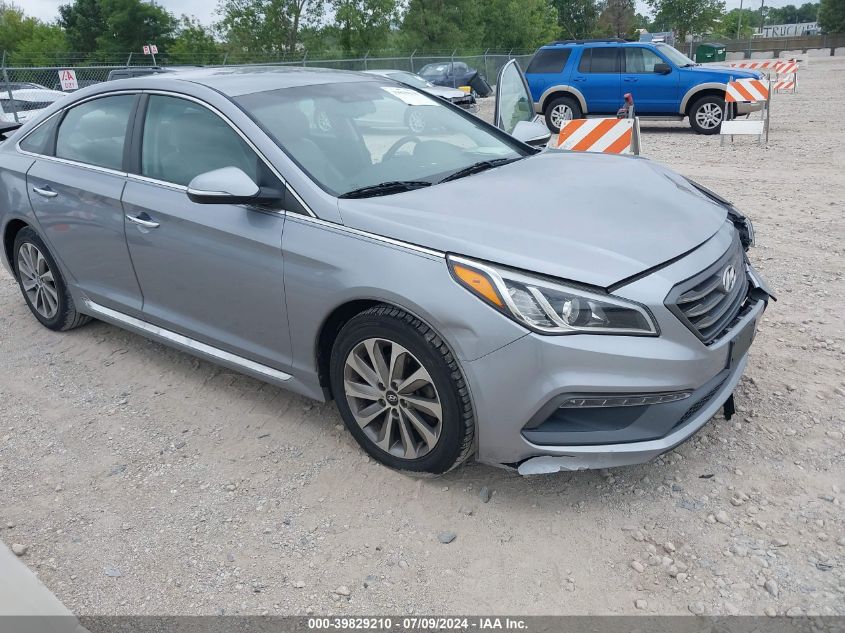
[773,60,799,93]
[729,60,781,72]
[721,78,771,146]
[552,118,639,155]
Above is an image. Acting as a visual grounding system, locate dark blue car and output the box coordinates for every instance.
[526,40,762,135]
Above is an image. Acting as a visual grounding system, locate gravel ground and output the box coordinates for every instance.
[1,58,843,617]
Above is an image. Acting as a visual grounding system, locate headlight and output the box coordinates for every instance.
[448,255,658,336]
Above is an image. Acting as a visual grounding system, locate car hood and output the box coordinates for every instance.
[684,64,762,80]
[337,151,728,288]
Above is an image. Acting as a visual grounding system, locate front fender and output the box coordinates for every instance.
[679,82,727,114]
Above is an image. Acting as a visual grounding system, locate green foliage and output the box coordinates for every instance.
[819,0,845,31]
[551,0,601,38]
[217,0,323,55]
[58,0,103,51]
[332,0,398,56]
[647,0,725,41]
[400,0,483,51]
[94,0,176,53]
[481,0,559,50]
[598,0,637,37]
[8,22,68,65]
[765,3,820,24]
[169,16,222,64]
[715,8,756,39]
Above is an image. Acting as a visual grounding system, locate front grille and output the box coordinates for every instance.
[674,377,728,429]
[666,235,749,345]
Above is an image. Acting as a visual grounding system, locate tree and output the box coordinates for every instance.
[95,0,176,53]
[551,0,601,39]
[217,0,323,56]
[168,16,222,64]
[9,23,68,65]
[482,0,558,49]
[58,0,104,52]
[818,0,844,31]
[598,0,636,37]
[716,8,756,38]
[332,0,398,56]
[400,0,483,51]
[647,0,725,43]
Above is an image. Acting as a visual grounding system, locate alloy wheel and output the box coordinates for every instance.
[549,104,573,129]
[696,103,723,129]
[343,337,442,460]
[17,242,59,319]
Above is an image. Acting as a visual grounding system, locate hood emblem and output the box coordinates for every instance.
[720,264,738,294]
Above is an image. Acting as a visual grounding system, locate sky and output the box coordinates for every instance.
[24,0,807,28]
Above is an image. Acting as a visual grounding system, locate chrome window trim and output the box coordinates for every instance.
[82,299,292,382]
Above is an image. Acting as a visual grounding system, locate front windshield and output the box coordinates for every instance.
[236,80,525,197]
[656,44,695,66]
[388,72,432,89]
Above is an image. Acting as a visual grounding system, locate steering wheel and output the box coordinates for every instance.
[382,135,421,162]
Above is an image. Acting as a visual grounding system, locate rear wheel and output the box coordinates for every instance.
[329,305,474,474]
[689,95,725,135]
[13,228,90,331]
[544,95,582,134]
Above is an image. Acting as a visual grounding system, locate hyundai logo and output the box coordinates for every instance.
[721,264,738,294]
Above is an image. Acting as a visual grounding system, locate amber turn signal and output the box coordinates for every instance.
[451,263,504,308]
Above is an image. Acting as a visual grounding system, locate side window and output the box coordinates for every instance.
[625,48,664,73]
[140,95,260,187]
[526,49,572,74]
[19,115,60,155]
[55,94,135,170]
[579,48,620,73]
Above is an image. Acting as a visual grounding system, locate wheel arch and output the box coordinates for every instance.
[680,83,727,115]
[2,218,31,275]
[538,85,588,114]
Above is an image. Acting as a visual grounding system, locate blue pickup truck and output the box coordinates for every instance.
[525,39,762,135]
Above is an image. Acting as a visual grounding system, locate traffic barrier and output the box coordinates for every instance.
[729,60,782,70]
[553,118,639,155]
[774,60,799,93]
[551,93,642,155]
[774,79,796,93]
[721,77,772,146]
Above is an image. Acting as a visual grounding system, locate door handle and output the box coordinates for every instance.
[624,77,639,82]
[32,186,58,198]
[126,213,160,229]
[573,76,586,82]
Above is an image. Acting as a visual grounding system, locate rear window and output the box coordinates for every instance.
[578,48,621,73]
[526,49,572,74]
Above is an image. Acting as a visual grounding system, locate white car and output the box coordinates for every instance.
[364,70,477,111]
[0,88,68,123]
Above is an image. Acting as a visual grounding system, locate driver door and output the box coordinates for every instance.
[494,59,550,147]
[122,93,293,371]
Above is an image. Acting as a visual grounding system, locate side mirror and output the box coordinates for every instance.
[187,167,281,205]
[511,118,552,148]
[654,63,672,75]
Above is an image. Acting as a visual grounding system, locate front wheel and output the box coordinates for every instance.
[329,305,474,474]
[689,95,725,135]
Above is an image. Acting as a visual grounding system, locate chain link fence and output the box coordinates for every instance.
[0,49,536,124]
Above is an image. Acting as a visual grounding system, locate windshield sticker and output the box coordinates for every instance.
[381,86,437,106]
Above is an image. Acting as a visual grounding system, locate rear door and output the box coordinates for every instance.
[622,46,679,114]
[525,48,573,106]
[25,93,144,313]
[571,46,622,113]
[122,93,292,370]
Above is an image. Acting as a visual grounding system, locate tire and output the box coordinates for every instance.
[544,95,583,134]
[329,305,474,474]
[13,227,90,332]
[688,95,725,135]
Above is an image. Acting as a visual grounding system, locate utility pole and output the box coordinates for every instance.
[736,0,744,40]
[759,0,765,34]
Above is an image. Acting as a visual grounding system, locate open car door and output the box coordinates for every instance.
[494,59,551,148]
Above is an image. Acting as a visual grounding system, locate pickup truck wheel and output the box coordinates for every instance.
[13,227,90,331]
[545,96,582,134]
[330,305,475,475]
[689,95,725,135]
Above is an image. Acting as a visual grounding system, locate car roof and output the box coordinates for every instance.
[128,65,378,97]
[540,39,655,49]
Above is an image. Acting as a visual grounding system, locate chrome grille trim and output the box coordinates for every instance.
[666,234,750,345]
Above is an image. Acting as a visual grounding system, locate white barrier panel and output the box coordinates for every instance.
[553,118,640,155]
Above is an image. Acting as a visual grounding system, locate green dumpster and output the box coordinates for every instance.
[695,43,727,63]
